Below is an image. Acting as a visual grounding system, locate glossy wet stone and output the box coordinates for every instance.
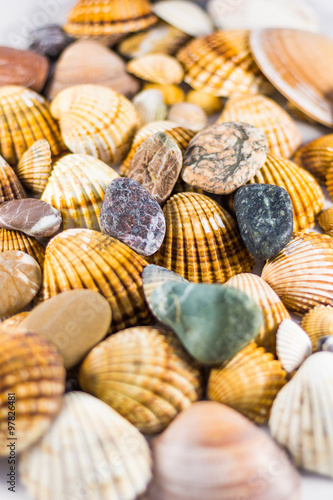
[29,25,74,59]
[0,46,49,92]
[234,184,293,260]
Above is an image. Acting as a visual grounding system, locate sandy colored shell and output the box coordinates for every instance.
[79,327,202,434]
[16,140,52,195]
[293,133,333,183]
[164,127,196,152]
[301,305,333,351]
[41,153,119,230]
[325,162,333,201]
[0,312,29,334]
[318,207,333,237]
[0,228,45,268]
[152,192,254,283]
[186,90,222,116]
[133,89,167,126]
[0,155,26,203]
[127,53,184,85]
[143,83,185,105]
[153,0,213,37]
[51,84,139,165]
[167,103,207,131]
[276,319,312,373]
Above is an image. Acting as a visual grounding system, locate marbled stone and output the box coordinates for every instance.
[100,178,166,256]
[128,132,183,204]
[29,25,74,59]
[234,184,293,260]
[0,251,41,318]
[181,122,268,194]
[0,199,62,238]
[0,46,49,92]
[149,281,263,364]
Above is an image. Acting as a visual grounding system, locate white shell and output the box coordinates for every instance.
[276,319,312,372]
[133,89,167,126]
[269,352,333,478]
[153,0,214,37]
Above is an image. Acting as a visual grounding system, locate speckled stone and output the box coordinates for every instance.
[100,178,166,256]
[181,122,268,194]
[29,25,74,59]
[234,184,293,260]
[128,132,183,204]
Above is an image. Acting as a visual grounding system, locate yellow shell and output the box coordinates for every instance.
[0,155,26,203]
[186,90,222,116]
[318,207,333,237]
[127,53,184,85]
[143,83,185,105]
[225,273,290,354]
[216,94,302,158]
[41,153,119,230]
[293,133,333,183]
[0,86,64,165]
[152,192,254,283]
[79,326,202,434]
[41,228,152,333]
[208,343,286,424]
[16,140,52,195]
[301,305,333,351]
[0,228,45,268]
[163,126,196,152]
[50,84,139,165]
[167,102,207,131]
[177,30,273,97]
[0,312,29,334]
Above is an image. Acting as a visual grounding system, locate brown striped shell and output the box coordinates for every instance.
[127,53,184,85]
[143,83,185,105]
[301,305,333,351]
[0,155,26,203]
[186,90,222,116]
[0,228,45,268]
[318,207,333,237]
[293,133,333,183]
[16,140,52,196]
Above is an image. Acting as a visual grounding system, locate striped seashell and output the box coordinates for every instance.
[186,90,222,116]
[133,89,167,126]
[0,86,64,166]
[318,207,333,237]
[127,53,184,85]
[167,103,207,131]
[41,228,152,333]
[143,83,185,105]
[177,30,273,97]
[164,126,196,152]
[262,233,333,315]
[16,140,52,196]
[301,305,333,351]
[41,153,119,230]
[79,327,202,434]
[152,192,254,283]
[142,264,187,305]
[50,84,139,165]
[325,162,333,201]
[0,155,26,203]
[216,94,302,158]
[293,133,333,183]
[0,228,45,268]
[276,319,312,373]
[208,343,286,424]
[0,311,29,334]
[225,273,290,354]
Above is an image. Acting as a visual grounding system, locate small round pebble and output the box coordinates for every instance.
[29,25,74,59]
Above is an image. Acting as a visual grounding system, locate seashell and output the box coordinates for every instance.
[163,126,196,152]
[317,336,333,352]
[318,207,333,237]
[143,83,184,105]
[0,155,26,203]
[133,89,167,126]
[167,103,207,131]
[177,30,273,97]
[41,153,119,230]
[16,140,52,196]
[79,326,202,433]
[269,351,333,477]
[186,90,222,116]
[325,163,333,201]
[262,233,333,315]
[152,192,254,282]
[127,53,184,85]
[0,228,45,268]
[293,134,333,183]
[225,273,290,354]
[153,0,214,37]
[142,264,187,305]
[41,228,152,333]
[0,311,29,334]
[301,305,333,351]
[0,332,65,454]
[216,94,302,158]
[0,86,64,166]
[148,401,301,500]
[0,46,49,93]
[208,343,286,424]
[19,391,152,500]
[286,100,318,125]
[276,319,312,372]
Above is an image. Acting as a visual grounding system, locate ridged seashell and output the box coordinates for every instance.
[0,155,26,203]
[293,133,333,183]
[225,273,290,354]
[216,94,301,158]
[0,228,45,268]
[153,0,214,37]
[133,89,167,125]
[177,30,273,97]
[186,90,222,116]
[16,140,52,196]
[143,83,184,105]
[269,351,333,478]
[41,153,119,230]
[167,103,207,131]
[262,233,333,315]
[318,207,333,237]
[325,162,333,201]
[152,192,254,283]
[41,229,151,333]
[0,332,65,454]
[19,391,152,500]
[142,264,187,305]
[127,53,184,85]
[164,127,196,152]
[208,343,286,424]
[0,311,29,333]
[0,86,64,165]
[79,327,202,434]
[50,84,139,165]
[276,319,312,373]
[301,305,333,351]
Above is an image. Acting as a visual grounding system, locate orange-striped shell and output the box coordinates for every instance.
[0,228,45,268]
[16,140,52,195]
[127,53,184,85]
[318,207,333,237]
[0,312,29,333]
[186,90,222,116]
[293,133,333,183]
[143,83,185,105]
[301,305,333,351]
[0,155,26,203]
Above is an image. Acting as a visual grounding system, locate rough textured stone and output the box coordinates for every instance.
[181,122,268,194]
[100,178,166,256]
[234,184,293,260]
[29,25,74,59]
[0,46,49,92]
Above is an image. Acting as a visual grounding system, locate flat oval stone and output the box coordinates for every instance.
[0,46,49,92]
[0,199,62,238]
[100,178,166,256]
[20,290,112,368]
[128,132,183,204]
[234,184,293,260]
[29,24,74,59]
[181,122,268,194]
[0,251,41,318]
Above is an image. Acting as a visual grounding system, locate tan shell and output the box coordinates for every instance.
[0,228,45,268]
[167,103,207,131]
[0,312,29,333]
[293,133,333,183]
[0,155,26,203]
[164,127,196,152]
[16,140,52,195]
[133,89,167,126]
[143,83,185,105]
[318,207,333,237]
[186,90,222,116]
[127,53,184,85]
[325,162,333,201]
[301,305,333,351]
[79,327,202,434]
[276,319,312,372]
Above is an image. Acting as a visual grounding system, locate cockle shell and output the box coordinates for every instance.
[50,84,139,165]
[153,0,214,37]
[276,319,312,372]
[325,162,333,201]
[0,155,26,203]
[0,228,45,268]
[127,53,184,85]
[318,207,333,237]
[186,90,222,116]
[143,83,185,105]
[164,126,196,153]
[133,89,167,125]
[16,140,52,196]
[19,391,152,500]
[269,352,333,478]
[167,103,207,131]
[301,305,333,351]
[79,327,202,434]
[293,133,333,183]
[0,332,65,454]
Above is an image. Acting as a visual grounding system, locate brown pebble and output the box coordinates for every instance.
[0,46,49,92]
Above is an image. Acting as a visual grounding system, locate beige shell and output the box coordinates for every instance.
[143,83,185,105]
[318,207,333,237]
[0,155,26,203]
[153,0,213,38]
[167,103,207,131]
[133,89,167,126]
[0,312,29,333]
[16,140,52,195]
[0,228,45,268]
[293,133,333,183]
[127,53,184,85]
[301,305,333,351]
[276,319,312,372]
[186,90,222,116]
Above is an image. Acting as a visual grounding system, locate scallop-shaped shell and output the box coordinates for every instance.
[301,305,333,351]
[0,155,26,203]
[19,391,152,500]
[16,140,52,195]
[0,86,64,165]
[216,94,301,158]
[0,312,29,333]
[50,84,139,165]
[325,162,333,201]
[167,103,207,131]
[269,352,333,478]
[127,53,184,85]
[225,273,290,354]
[186,90,222,116]
[0,332,65,454]
[143,83,185,105]
[208,343,286,424]
[153,0,214,37]
[79,327,202,434]
[41,228,151,333]
[0,228,45,268]
[177,30,273,97]
[276,319,312,372]
[41,154,119,230]
[293,133,333,183]
[133,89,167,126]
[318,207,333,237]
[152,192,254,283]
[164,126,196,152]
[262,233,333,315]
